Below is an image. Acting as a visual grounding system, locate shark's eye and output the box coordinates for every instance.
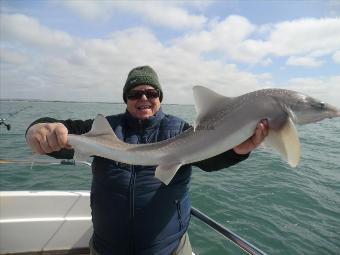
[312,102,325,109]
[319,102,325,108]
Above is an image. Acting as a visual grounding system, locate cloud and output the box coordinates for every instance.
[60,0,115,21]
[125,2,207,30]
[175,15,256,58]
[244,18,340,64]
[332,51,340,63]
[175,16,340,65]
[267,18,340,56]
[286,56,324,67]
[0,14,74,49]
[60,0,207,29]
[0,48,29,64]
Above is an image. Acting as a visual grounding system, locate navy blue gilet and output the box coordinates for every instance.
[91,108,192,255]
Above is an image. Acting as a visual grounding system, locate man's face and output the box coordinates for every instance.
[126,85,161,119]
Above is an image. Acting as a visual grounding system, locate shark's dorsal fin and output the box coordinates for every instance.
[193,86,233,128]
[264,117,301,167]
[84,114,125,145]
[72,114,124,162]
[87,114,115,136]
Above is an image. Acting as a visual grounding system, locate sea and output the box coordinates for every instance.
[0,100,339,255]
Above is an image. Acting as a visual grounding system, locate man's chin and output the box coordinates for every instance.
[136,109,153,119]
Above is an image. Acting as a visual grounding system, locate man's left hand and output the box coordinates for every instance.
[233,120,269,155]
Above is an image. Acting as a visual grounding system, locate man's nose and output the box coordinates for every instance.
[140,94,148,100]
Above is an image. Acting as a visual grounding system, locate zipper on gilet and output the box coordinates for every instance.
[129,165,137,254]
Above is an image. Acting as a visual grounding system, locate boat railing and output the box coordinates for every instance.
[190,207,267,255]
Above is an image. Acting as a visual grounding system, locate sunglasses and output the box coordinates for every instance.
[126,89,160,100]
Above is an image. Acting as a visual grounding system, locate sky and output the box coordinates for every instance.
[1,0,340,105]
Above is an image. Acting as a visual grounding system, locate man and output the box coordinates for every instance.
[26,66,268,255]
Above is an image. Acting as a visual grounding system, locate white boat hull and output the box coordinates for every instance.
[0,191,92,254]
[1,191,197,255]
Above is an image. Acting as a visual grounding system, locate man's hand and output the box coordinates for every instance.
[233,120,269,155]
[25,123,71,154]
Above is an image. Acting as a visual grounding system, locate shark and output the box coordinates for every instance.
[67,86,340,185]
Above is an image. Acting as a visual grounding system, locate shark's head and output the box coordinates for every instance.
[279,91,340,125]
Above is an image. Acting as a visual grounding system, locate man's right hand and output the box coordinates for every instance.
[25,123,72,154]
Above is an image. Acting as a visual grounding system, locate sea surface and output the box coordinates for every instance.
[0,100,339,255]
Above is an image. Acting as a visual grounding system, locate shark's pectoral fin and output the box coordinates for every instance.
[155,162,183,185]
[264,117,301,167]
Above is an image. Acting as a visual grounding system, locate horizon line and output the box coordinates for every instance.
[0,98,193,106]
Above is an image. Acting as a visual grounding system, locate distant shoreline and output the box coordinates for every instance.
[0,98,120,104]
[0,98,191,106]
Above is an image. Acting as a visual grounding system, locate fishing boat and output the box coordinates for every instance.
[0,160,267,255]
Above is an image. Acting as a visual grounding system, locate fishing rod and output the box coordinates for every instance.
[0,105,32,131]
[1,158,267,254]
[0,118,11,130]
[0,158,91,167]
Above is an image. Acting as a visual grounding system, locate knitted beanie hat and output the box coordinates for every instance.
[123,66,163,103]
